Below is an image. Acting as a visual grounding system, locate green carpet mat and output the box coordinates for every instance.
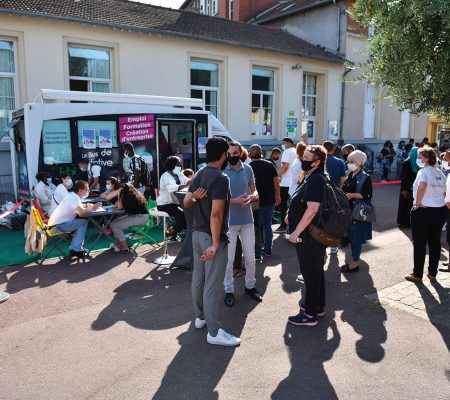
[0,225,164,268]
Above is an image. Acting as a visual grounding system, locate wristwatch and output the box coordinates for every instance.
[191,197,197,203]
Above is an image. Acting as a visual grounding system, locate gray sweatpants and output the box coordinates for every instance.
[110,213,148,241]
[191,230,228,336]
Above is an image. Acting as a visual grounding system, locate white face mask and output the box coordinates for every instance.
[173,166,182,174]
[442,161,450,170]
[416,158,425,168]
[347,163,358,172]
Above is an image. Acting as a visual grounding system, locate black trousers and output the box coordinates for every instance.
[295,229,326,317]
[411,206,446,278]
[279,186,290,227]
[157,204,186,233]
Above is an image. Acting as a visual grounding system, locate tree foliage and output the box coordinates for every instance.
[349,0,450,120]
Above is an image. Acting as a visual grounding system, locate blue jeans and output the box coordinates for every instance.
[351,242,362,262]
[56,219,88,251]
[256,204,275,256]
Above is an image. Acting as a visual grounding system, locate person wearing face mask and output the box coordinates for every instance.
[183,137,241,347]
[405,146,446,283]
[286,145,329,326]
[395,141,407,180]
[156,156,190,241]
[275,138,297,233]
[100,177,122,202]
[223,141,262,307]
[33,171,56,215]
[48,173,73,216]
[266,147,282,170]
[48,180,101,259]
[341,144,355,164]
[397,147,418,228]
[78,160,102,192]
[440,150,450,177]
[341,150,373,273]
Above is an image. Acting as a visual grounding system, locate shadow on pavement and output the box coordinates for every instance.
[152,264,270,399]
[417,281,450,352]
[4,250,135,294]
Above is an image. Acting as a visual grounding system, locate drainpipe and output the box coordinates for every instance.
[339,68,351,140]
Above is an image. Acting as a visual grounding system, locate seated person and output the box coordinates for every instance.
[100,177,122,202]
[48,180,101,259]
[156,156,190,241]
[34,171,56,215]
[110,184,149,253]
[182,168,194,180]
[78,160,102,192]
[48,173,73,216]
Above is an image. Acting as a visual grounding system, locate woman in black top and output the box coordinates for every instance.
[341,150,373,273]
[110,183,149,253]
[397,147,418,227]
[287,145,328,327]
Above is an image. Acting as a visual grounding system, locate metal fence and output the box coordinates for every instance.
[0,175,15,205]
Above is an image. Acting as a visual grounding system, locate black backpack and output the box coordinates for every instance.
[131,156,151,187]
[309,175,351,247]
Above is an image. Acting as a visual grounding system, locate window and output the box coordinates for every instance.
[200,0,204,14]
[190,60,219,118]
[212,0,217,15]
[400,110,410,138]
[251,68,274,136]
[42,120,72,165]
[302,74,317,117]
[0,40,16,141]
[229,0,233,19]
[68,45,111,92]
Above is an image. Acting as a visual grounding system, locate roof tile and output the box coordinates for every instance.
[0,0,341,63]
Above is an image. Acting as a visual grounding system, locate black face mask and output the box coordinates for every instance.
[301,160,316,172]
[221,155,229,170]
[342,154,349,162]
[228,156,240,166]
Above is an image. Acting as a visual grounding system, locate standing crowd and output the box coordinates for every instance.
[32,134,450,347]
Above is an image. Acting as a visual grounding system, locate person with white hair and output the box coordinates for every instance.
[341,150,373,273]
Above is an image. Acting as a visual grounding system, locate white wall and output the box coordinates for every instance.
[0,13,342,145]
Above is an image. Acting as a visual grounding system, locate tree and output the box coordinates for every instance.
[349,0,450,120]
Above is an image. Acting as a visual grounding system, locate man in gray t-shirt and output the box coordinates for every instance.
[183,136,240,347]
[223,141,262,308]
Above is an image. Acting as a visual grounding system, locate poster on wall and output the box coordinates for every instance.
[42,120,72,165]
[328,120,339,140]
[82,129,96,149]
[198,137,207,154]
[99,129,113,148]
[119,114,155,143]
[286,117,297,140]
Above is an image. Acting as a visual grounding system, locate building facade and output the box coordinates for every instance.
[0,0,343,181]
[250,0,430,147]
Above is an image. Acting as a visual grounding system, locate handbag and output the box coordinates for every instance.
[350,173,376,222]
[351,199,377,222]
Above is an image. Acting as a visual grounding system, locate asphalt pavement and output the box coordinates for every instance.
[0,182,449,400]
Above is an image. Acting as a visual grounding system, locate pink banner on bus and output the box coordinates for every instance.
[119,114,155,143]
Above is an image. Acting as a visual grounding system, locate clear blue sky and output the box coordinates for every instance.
[134,0,185,8]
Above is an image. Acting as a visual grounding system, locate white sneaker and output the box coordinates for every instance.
[329,247,338,254]
[109,243,120,253]
[195,318,206,329]
[207,328,241,347]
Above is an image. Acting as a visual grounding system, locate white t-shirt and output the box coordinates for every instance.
[88,163,101,179]
[48,192,82,226]
[413,166,446,207]
[280,147,297,188]
[289,157,302,196]
[48,184,69,216]
[34,181,56,213]
[445,174,450,204]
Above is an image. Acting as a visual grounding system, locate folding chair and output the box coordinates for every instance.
[31,207,72,264]
[31,198,48,223]
[128,198,161,251]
